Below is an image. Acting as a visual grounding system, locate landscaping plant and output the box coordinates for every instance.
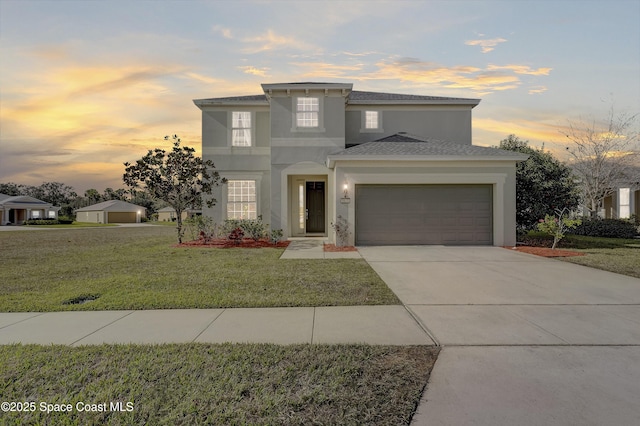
[331,215,351,247]
[537,208,582,249]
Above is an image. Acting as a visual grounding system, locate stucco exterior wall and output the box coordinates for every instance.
[345,107,473,145]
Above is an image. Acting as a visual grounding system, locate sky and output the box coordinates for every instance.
[1,0,639,194]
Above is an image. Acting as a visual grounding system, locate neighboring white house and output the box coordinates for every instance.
[157,206,202,221]
[194,82,528,246]
[0,193,60,225]
[75,200,146,223]
[603,187,640,219]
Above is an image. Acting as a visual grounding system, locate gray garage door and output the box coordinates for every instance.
[356,184,493,245]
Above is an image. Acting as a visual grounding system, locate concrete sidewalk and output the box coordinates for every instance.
[0,306,433,346]
[279,238,361,259]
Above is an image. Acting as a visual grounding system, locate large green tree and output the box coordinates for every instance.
[499,135,581,229]
[123,135,225,243]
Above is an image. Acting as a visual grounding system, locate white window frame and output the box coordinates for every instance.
[360,110,383,133]
[31,210,41,219]
[292,97,325,132]
[230,111,253,147]
[226,179,258,220]
[48,210,56,218]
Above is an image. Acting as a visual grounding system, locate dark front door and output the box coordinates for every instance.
[306,181,325,233]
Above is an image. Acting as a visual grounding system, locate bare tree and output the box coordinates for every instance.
[563,106,639,217]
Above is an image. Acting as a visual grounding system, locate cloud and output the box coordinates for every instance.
[465,38,508,53]
[364,58,522,95]
[212,25,233,39]
[238,66,270,77]
[487,64,552,76]
[240,29,317,54]
[528,86,548,95]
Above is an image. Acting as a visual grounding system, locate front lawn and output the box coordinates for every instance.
[559,235,640,278]
[0,227,398,312]
[0,343,438,425]
[521,233,640,278]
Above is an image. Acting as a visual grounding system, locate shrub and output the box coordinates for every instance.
[536,211,581,249]
[571,218,638,239]
[269,229,283,244]
[331,215,351,247]
[227,227,245,244]
[223,215,267,241]
[184,216,219,243]
[24,219,59,225]
[58,218,74,225]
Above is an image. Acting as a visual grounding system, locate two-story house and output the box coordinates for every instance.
[194,82,527,246]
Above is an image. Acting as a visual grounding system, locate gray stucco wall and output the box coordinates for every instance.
[345,109,473,145]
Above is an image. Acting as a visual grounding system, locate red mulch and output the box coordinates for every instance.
[176,238,290,249]
[323,244,358,252]
[505,246,585,257]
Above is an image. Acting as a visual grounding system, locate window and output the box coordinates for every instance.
[619,188,630,218]
[365,111,379,129]
[31,210,40,218]
[48,211,56,218]
[296,97,319,127]
[227,180,257,219]
[232,112,251,146]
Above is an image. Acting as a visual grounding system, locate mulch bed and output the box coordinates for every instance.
[176,238,290,249]
[505,246,585,257]
[324,244,358,252]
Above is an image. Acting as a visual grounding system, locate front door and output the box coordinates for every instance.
[306,181,325,233]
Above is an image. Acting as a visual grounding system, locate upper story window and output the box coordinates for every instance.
[365,111,379,129]
[296,97,319,128]
[360,110,383,133]
[232,111,251,146]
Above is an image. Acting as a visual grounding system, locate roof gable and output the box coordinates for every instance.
[76,200,146,212]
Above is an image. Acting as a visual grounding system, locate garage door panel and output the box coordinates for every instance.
[356,184,493,246]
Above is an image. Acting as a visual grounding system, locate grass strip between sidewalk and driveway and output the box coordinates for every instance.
[0,343,439,425]
[0,226,399,312]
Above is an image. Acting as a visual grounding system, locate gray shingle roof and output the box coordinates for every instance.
[76,200,146,212]
[330,141,529,158]
[193,94,268,105]
[372,133,430,142]
[348,90,480,105]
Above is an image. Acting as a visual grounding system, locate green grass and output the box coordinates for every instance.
[0,227,398,312]
[24,222,118,228]
[0,343,438,425]
[558,235,640,278]
[522,232,640,278]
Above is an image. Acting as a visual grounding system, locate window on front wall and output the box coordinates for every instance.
[296,97,319,127]
[365,111,379,129]
[31,210,40,218]
[232,112,251,146]
[48,211,56,218]
[227,180,257,219]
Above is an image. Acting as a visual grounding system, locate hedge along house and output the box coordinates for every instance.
[75,200,146,224]
[157,206,202,222]
[0,193,60,225]
[194,82,528,246]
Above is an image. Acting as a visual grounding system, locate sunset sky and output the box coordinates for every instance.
[1,0,638,193]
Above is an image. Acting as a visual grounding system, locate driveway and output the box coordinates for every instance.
[359,246,640,425]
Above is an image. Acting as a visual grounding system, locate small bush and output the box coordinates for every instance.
[269,229,283,244]
[227,227,245,244]
[331,215,351,247]
[24,219,60,225]
[223,215,267,241]
[572,218,638,239]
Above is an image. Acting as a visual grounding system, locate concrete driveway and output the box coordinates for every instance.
[359,246,640,425]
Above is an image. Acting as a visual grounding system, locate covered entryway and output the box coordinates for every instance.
[355,184,493,245]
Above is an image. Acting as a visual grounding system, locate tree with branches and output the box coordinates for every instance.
[499,135,581,230]
[123,135,225,243]
[563,107,639,217]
